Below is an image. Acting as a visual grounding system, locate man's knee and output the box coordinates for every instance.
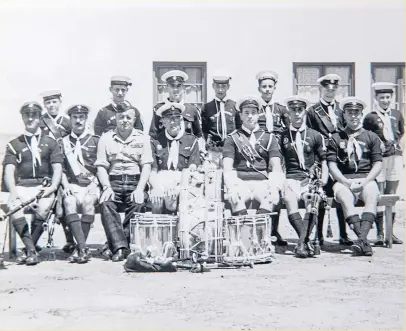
[164,196,178,212]
[63,195,78,211]
[81,194,98,213]
[362,181,380,203]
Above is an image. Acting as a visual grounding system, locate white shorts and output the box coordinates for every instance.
[332,178,379,204]
[69,183,100,205]
[228,177,280,205]
[282,178,309,201]
[9,185,55,215]
[376,155,403,182]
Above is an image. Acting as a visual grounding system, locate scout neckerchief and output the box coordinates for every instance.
[71,131,90,166]
[165,125,185,170]
[24,128,42,177]
[259,98,274,133]
[214,96,229,140]
[62,133,92,177]
[345,125,363,172]
[42,112,64,141]
[289,122,307,170]
[373,100,394,142]
[319,98,338,129]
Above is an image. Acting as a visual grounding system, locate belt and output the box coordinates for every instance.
[109,174,140,181]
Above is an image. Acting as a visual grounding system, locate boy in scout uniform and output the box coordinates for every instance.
[201,74,241,167]
[95,102,152,262]
[2,102,63,265]
[149,103,201,214]
[327,97,383,256]
[306,74,351,246]
[149,70,204,149]
[279,96,329,258]
[363,82,404,245]
[222,96,287,245]
[61,105,100,264]
[93,76,144,136]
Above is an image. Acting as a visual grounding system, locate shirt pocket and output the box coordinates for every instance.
[179,148,192,166]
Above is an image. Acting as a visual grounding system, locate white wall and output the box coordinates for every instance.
[0,0,404,134]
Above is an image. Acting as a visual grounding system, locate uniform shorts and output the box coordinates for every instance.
[8,185,55,213]
[376,155,403,182]
[282,178,309,201]
[332,178,379,204]
[69,183,100,205]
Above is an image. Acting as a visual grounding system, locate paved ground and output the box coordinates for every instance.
[0,205,404,330]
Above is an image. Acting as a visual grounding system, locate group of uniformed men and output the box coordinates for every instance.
[2,69,404,266]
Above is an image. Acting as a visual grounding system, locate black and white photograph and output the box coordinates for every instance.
[0,0,404,329]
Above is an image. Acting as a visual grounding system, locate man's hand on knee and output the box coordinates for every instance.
[99,186,115,203]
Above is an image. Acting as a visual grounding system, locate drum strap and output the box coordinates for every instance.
[314,104,336,133]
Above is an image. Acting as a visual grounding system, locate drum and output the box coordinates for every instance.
[129,213,179,259]
[223,213,275,264]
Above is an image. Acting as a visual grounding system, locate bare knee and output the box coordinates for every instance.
[164,196,178,213]
[63,195,78,215]
[81,195,97,214]
[151,200,164,214]
[283,190,298,214]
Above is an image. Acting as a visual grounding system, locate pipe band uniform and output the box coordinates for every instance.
[279,95,329,258]
[2,101,64,266]
[60,104,101,264]
[327,97,383,256]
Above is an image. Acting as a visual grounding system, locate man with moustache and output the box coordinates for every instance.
[60,104,100,264]
[2,102,63,265]
[201,74,241,167]
[93,76,143,136]
[279,96,329,258]
[306,74,351,247]
[327,97,382,256]
[363,82,404,245]
[149,103,201,214]
[95,102,152,262]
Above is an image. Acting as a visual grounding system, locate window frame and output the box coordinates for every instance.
[152,61,207,110]
[292,62,356,104]
[370,62,405,116]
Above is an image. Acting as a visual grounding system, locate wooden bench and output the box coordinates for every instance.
[0,193,400,260]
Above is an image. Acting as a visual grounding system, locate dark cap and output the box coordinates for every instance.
[20,101,43,114]
[236,96,260,111]
[340,97,366,112]
[40,90,62,101]
[67,104,90,116]
[156,103,185,118]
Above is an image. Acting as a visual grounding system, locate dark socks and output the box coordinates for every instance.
[345,214,362,238]
[375,212,384,236]
[66,214,86,250]
[288,212,303,238]
[12,217,35,251]
[30,218,45,246]
[81,215,95,241]
[60,218,75,244]
[317,207,325,239]
[360,212,375,241]
[337,207,348,238]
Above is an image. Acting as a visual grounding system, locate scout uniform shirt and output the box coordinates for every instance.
[279,127,326,181]
[363,108,404,157]
[149,100,203,140]
[3,133,63,186]
[40,112,71,139]
[151,131,201,171]
[62,133,99,186]
[222,126,281,181]
[327,129,383,179]
[257,100,290,136]
[306,100,345,141]
[201,99,241,148]
[93,103,144,136]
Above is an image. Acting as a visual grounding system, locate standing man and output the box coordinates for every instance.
[95,102,152,262]
[39,90,75,253]
[279,96,329,258]
[327,97,383,256]
[363,82,404,245]
[61,105,100,264]
[2,102,63,265]
[306,74,351,246]
[149,103,201,214]
[201,74,241,167]
[93,76,143,136]
[149,70,203,148]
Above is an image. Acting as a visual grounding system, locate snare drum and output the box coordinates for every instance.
[130,213,179,259]
[224,213,275,264]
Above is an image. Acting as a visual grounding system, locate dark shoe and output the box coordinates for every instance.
[392,235,403,245]
[62,242,76,254]
[374,234,385,246]
[77,249,89,264]
[112,249,125,262]
[25,249,39,266]
[84,247,92,259]
[306,241,316,257]
[68,249,79,263]
[271,231,288,246]
[16,250,27,265]
[318,236,324,246]
[351,239,364,255]
[339,236,354,246]
[363,241,373,256]
[35,245,42,252]
[295,243,308,258]
[102,248,113,260]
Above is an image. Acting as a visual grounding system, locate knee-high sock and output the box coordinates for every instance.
[66,214,86,250]
[345,214,362,238]
[60,218,75,244]
[360,212,375,241]
[337,206,347,238]
[81,215,95,241]
[375,211,384,236]
[317,207,325,239]
[30,217,45,246]
[12,217,35,251]
[288,212,303,238]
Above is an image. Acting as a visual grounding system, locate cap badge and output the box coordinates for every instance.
[172,76,177,80]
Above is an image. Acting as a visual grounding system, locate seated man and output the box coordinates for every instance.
[95,102,152,262]
[327,97,382,256]
[149,103,201,214]
[61,105,100,264]
[279,96,329,258]
[222,96,286,244]
[2,102,63,265]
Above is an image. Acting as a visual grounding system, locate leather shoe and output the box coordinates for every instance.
[391,235,403,245]
[16,249,27,264]
[363,241,373,256]
[68,249,79,263]
[62,242,76,254]
[339,236,354,246]
[374,234,385,246]
[25,249,39,266]
[112,249,125,262]
[351,239,364,255]
[295,243,308,258]
[77,249,89,264]
[271,231,288,246]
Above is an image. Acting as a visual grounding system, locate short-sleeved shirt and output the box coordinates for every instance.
[257,101,290,136]
[201,99,241,146]
[151,131,201,171]
[93,103,144,136]
[39,113,71,139]
[363,109,404,157]
[223,128,281,181]
[306,101,345,142]
[95,128,153,176]
[61,133,99,184]
[149,100,203,140]
[326,129,383,179]
[3,134,63,186]
[279,127,326,181]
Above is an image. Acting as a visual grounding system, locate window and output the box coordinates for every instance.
[371,62,405,116]
[293,62,355,105]
[153,62,207,110]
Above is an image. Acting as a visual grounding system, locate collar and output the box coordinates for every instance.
[289,122,306,132]
[320,98,336,107]
[24,128,42,137]
[241,124,260,135]
[258,97,274,108]
[344,125,363,137]
[112,128,141,143]
[71,131,88,140]
[165,125,185,141]
[214,96,229,103]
